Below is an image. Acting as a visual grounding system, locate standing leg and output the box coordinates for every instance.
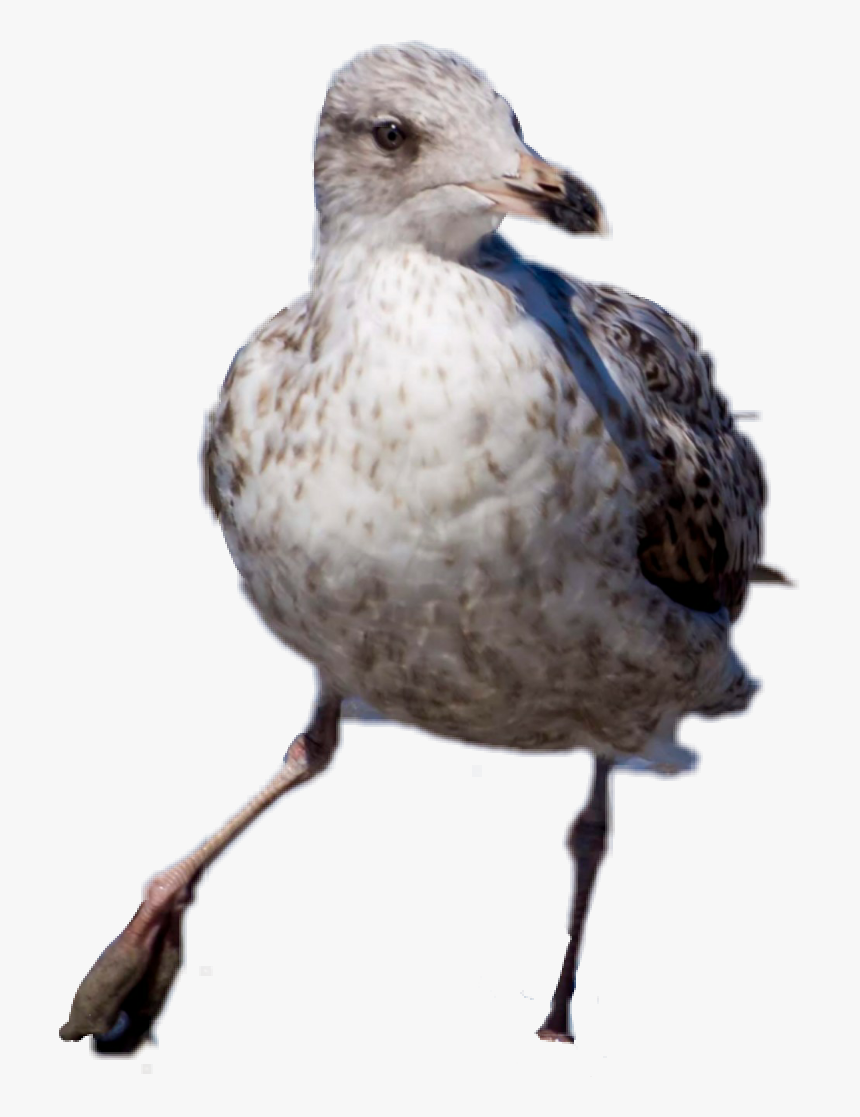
[60,691,342,1050]
[537,755,613,1043]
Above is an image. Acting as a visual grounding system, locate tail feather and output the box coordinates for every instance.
[751,563,794,586]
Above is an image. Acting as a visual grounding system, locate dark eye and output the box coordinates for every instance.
[373,121,407,151]
[511,111,523,140]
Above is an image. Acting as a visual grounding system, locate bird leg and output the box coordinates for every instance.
[537,755,613,1043]
[59,693,342,1051]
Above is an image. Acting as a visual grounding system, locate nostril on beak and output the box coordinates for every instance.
[537,181,564,197]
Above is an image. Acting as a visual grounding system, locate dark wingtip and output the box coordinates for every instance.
[751,563,794,586]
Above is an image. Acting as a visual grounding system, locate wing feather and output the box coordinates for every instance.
[568,282,766,619]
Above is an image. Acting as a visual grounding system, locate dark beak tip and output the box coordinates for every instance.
[557,173,606,236]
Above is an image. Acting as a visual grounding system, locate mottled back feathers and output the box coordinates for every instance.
[569,281,765,618]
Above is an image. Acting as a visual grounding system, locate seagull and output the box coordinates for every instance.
[60,42,785,1050]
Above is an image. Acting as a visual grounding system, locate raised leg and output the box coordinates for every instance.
[537,755,613,1043]
[59,691,342,1051]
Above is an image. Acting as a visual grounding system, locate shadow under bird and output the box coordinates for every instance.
[60,43,789,1051]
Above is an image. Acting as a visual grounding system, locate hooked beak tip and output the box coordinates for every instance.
[467,153,606,238]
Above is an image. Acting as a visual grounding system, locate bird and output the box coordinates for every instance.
[59,42,786,1051]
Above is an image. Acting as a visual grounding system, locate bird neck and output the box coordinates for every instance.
[313,193,503,267]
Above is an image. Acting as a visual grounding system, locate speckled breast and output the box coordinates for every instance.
[210,248,741,752]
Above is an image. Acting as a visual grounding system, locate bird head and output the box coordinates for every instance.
[313,43,606,257]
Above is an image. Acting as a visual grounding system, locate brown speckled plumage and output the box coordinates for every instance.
[62,43,784,1054]
[569,281,766,619]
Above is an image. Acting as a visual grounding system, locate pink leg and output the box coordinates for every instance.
[59,693,342,1050]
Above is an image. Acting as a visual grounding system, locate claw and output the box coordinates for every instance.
[536,1002,575,1044]
[536,1025,575,1044]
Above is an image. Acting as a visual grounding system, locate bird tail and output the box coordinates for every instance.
[751,563,794,586]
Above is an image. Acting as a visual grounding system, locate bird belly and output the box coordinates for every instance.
[213,255,747,751]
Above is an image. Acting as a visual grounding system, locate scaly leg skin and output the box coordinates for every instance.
[537,755,613,1043]
[59,693,342,1051]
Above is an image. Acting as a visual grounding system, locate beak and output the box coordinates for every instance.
[467,149,607,236]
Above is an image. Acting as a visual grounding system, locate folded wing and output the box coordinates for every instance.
[569,282,766,620]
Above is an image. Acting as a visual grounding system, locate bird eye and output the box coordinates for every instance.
[511,111,523,140]
[372,120,407,152]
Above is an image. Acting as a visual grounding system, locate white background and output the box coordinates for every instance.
[3,2,858,1114]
